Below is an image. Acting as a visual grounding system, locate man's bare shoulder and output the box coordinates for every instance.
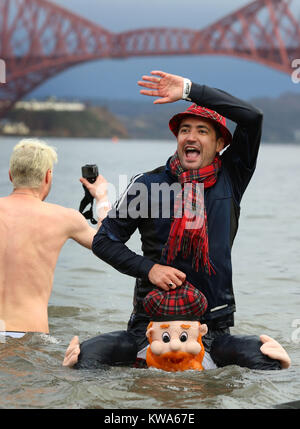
[0,196,83,224]
[43,202,96,247]
[48,200,92,221]
[42,201,78,215]
[42,201,87,225]
[0,195,14,205]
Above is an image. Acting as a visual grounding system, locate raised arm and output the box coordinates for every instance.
[138,70,263,202]
[138,70,262,123]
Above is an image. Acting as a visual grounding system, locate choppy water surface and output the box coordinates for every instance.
[0,137,299,409]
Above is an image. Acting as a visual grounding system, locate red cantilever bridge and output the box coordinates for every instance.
[0,0,300,117]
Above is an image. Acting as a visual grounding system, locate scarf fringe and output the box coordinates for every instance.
[164,214,215,275]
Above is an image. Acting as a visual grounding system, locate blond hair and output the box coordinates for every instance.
[9,138,58,189]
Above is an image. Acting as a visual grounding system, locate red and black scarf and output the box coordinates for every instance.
[162,152,221,275]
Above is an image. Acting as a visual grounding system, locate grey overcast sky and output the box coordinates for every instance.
[30,0,300,101]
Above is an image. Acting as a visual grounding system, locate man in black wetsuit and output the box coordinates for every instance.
[63,70,290,370]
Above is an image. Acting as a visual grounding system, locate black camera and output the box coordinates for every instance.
[79,164,99,225]
[81,164,99,184]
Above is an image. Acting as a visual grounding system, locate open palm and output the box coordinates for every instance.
[138,70,184,104]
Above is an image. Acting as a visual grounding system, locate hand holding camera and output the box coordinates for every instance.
[80,164,107,199]
[79,164,110,225]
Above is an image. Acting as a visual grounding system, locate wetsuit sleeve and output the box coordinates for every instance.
[189,83,263,203]
[92,174,156,279]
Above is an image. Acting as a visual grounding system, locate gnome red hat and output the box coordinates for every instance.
[169,104,232,146]
[143,282,207,322]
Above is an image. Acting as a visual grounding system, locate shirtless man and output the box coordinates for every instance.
[0,138,109,336]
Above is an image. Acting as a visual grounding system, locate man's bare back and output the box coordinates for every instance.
[0,138,109,334]
[0,193,97,333]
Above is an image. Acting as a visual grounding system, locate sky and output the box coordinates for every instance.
[29,0,300,101]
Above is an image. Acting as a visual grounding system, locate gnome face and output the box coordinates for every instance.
[146,320,208,372]
[143,281,208,371]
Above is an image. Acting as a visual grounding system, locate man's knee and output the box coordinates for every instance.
[74,330,138,369]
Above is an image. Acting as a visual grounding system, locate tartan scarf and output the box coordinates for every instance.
[162,151,221,274]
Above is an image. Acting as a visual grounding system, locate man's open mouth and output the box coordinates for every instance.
[184,146,201,160]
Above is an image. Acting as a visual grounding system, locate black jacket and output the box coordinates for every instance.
[92,83,263,328]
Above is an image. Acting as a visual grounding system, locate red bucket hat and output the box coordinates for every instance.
[143,282,208,322]
[169,104,232,146]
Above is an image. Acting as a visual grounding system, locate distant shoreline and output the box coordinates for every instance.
[1,92,300,143]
